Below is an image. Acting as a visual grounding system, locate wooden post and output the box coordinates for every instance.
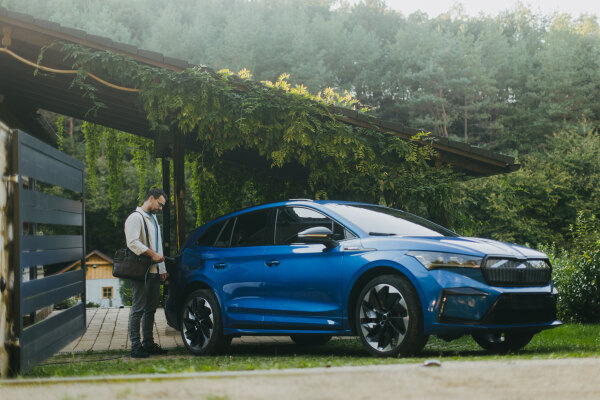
[173,133,186,251]
[161,157,171,257]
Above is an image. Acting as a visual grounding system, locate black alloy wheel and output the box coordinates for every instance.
[290,334,333,346]
[472,332,535,353]
[180,289,231,355]
[355,274,427,357]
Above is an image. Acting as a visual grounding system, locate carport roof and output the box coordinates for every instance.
[0,7,518,176]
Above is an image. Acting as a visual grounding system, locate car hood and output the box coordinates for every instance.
[359,236,547,259]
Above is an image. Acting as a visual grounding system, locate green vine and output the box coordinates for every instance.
[50,42,456,226]
[104,128,127,223]
[128,135,156,204]
[82,121,102,203]
[55,115,64,151]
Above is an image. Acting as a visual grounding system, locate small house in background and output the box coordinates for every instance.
[61,250,123,307]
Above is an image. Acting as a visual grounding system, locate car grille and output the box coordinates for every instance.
[482,293,557,324]
[481,258,551,286]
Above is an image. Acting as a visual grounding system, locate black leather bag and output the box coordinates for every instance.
[113,212,153,280]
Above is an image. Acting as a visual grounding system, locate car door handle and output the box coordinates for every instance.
[214,262,227,269]
[265,259,280,267]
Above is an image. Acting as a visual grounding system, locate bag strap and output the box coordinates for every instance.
[134,211,152,249]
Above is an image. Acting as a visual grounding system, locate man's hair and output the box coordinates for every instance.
[146,187,167,201]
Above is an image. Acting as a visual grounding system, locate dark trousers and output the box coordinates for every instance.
[129,273,160,349]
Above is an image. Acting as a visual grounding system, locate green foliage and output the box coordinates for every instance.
[128,135,159,203]
[4,0,600,153]
[47,42,455,228]
[82,121,103,204]
[55,114,64,151]
[104,128,129,223]
[53,297,77,310]
[541,213,600,323]
[462,130,600,245]
[119,279,132,306]
[9,0,600,247]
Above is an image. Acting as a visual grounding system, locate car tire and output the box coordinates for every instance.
[290,334,333,346]
[180,289,230,355]
[472,332,535,353]
[355,274,427,357]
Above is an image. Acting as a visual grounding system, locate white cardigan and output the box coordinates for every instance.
[124,206,166,274]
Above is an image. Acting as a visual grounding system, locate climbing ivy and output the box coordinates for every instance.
[82,121,103,204]
[53,43,458,227]
[55,115,64,151]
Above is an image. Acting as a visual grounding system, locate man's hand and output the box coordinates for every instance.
[144,249,165,263]
[150,252,165,263]
[160,273,167,282]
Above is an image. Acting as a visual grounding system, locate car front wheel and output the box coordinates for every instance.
[355,274,427,357]
[180,289,231,355]
[472,332,534,353]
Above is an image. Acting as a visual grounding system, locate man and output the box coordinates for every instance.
[125,187,168,358]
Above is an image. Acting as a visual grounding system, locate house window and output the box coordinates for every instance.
[102,287,113,299]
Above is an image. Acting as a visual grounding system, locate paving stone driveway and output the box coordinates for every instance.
[59,307,292,353]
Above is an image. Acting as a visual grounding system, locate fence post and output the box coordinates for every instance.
[0,122,13,378]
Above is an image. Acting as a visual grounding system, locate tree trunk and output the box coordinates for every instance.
[464,96,468,141]
[440,89,448,138]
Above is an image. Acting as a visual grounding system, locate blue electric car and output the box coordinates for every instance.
[165,200,561,357]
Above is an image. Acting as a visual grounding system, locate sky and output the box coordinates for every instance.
[379,0,600,18]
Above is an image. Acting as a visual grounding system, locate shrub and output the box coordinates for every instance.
[54,297,77,310]
[542,213,600,322]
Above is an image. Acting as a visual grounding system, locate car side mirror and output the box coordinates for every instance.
[297,226,339,250]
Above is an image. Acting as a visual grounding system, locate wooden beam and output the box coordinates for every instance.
[161,157,171,257]
[173,133,186,251]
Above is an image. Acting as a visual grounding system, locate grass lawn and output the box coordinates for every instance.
[24,324,600,378]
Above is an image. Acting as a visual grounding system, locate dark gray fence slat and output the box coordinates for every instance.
[18,130,84,170]
[22,190,83,214]
[21,270,85,315]
[21,205,83,226]
[20,142,83,193]
[19,303,86,373]
[21,248,83,268]
[21,235,83,252]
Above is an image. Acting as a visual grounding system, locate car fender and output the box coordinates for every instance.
[343,253,434,329]
[180,274,227,322]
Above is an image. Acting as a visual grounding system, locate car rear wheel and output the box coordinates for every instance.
[290,334,332,346]
[180,289,231,355]
[472,332,535,353]
[355,274,427,357]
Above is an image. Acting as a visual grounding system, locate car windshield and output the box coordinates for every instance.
[323,204,457,237]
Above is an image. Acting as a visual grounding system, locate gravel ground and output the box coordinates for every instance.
[1,357,599,399]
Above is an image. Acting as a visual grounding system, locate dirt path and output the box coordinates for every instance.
[1,357,599,399]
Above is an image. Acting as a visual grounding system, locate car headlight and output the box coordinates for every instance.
[407,251,482,270]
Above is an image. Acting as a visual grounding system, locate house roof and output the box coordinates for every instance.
[0,7,518,176]
[59,249,113,273]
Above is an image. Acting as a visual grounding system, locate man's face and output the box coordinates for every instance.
[150,195,166,214]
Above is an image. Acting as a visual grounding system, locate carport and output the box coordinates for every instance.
[0,7,518,375]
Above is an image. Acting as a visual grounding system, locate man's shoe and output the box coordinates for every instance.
[143,343,167,355]
[131,347,150,358]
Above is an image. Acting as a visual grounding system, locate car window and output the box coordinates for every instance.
[323,204,457,237]
[196,219,226,247]
[230,209,270,247]
[275,206,351,244]
[214,218,234,248]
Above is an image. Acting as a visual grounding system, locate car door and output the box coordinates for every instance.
[262,206,347,330]
[201,208,272,329]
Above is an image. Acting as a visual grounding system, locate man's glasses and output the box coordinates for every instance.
[157,201,166,208]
